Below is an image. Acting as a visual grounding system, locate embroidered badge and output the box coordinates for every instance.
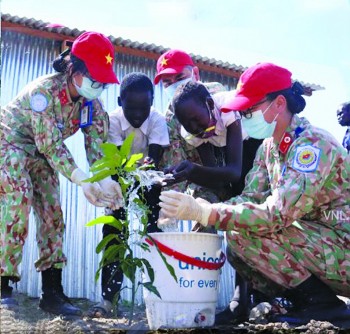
[292,145,321,172]
[30,93,48,112]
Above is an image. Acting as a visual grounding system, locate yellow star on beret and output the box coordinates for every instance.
[105,53,113,64]
[161,57,168,67]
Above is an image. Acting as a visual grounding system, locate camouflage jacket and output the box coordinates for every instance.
[0,73,109,179]
[212,115,350,235]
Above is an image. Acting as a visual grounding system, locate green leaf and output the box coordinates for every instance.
[95,267,101,282]
[89,157,114,170]
[102,244,125,265]
[125,153,144,168]
[100,142,119,158]
[96,234,123,254]
[119,133,135,158]
[89,161,116,173]
[84,169,114,183]
[138,163,155,170]
[148,236,178,283]
[121,260,135,282]
[141,282,161,299]
[140,242,150,252]
[123,166,137,172]
[140,258,155,282]
[85,215,118,227]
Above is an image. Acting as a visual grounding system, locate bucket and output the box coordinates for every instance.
[142,232,225,329]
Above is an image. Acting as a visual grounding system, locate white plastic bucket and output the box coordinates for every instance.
[142,232,225,329]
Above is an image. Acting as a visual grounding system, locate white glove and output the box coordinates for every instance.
[98,176,123,210]
[157,210,179,232]
[71,168,113,207]
[159,190,212,227]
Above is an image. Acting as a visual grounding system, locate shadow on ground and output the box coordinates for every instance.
[0,293,348,334]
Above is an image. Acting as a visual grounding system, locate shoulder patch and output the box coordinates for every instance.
[30,93,48,112]
[292,145,321,172]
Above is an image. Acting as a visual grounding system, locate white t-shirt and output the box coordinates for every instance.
[108,107,170,157]
[180,90,248,148]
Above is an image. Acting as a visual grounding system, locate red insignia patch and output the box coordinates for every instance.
[279,132,293,154]
[58,90,69,105]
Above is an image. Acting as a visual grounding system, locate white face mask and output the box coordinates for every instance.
[241,101,278,139]
[164,74,194,101]
[74,77,103,100]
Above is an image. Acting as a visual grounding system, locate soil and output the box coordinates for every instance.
[0,292,348,334]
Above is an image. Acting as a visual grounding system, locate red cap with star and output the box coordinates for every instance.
[154,49,194,84]
[221,62,292,112]
[72,31,119,84]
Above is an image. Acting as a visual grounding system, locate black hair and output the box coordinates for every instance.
[120,72,154,99]
[339,101,350,111]
[172,81,211,115]
[52,48,88,78]
[266,81,306,114]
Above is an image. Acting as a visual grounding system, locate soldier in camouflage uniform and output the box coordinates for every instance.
[154,49,228,203]
[0,31,123,316]
[159,63,350,328]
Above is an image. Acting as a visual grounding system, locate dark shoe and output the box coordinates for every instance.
[39,290,82,316]
[1,277,19,309]
[40,267,82,316]
[270,275,350,328]
[215,302,249,326]
[270,301,350,328]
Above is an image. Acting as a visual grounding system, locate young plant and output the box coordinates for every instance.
[84,132,176,324]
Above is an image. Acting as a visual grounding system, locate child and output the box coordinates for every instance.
[167,81,262,200]
[88,72,170,317]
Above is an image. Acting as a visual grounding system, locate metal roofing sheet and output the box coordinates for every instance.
[1,13,324,93]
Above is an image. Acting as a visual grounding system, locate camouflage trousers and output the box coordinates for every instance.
[226,221,350,297]
[0,139,67,281]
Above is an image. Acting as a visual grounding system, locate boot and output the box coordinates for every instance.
[270,275,350,328]
[1,276,18,308]
[39,268,82,316]
[215,277,250,325]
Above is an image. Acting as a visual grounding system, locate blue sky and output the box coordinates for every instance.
[2,0,350,143]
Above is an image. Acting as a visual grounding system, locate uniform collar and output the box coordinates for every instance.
[278,115,309,154]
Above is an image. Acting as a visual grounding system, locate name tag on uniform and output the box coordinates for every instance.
[80,101,93,128]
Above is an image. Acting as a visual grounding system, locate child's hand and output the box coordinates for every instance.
[171,160,195,183]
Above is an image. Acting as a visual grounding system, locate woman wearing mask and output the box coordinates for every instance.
[159,62,350,328]
[0,31,122,316]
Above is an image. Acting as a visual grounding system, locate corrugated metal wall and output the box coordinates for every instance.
[1,31,236,308]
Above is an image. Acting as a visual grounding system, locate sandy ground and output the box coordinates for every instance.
[0,292,348,334]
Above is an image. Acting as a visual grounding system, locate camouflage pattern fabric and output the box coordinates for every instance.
[210,115,350,296]
[159,81,228,202]
[0,73,109,280]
